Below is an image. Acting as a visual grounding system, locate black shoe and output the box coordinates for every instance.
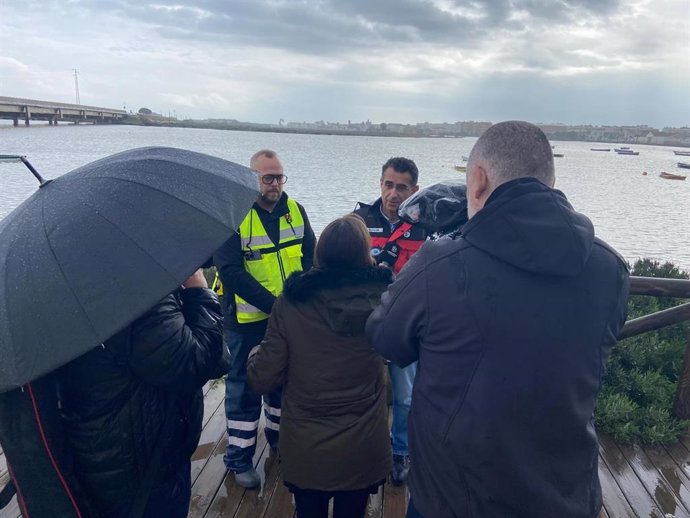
[391,454,410,486]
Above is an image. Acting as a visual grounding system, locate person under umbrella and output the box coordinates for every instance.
[0,147,259,517]
[57,267,227,518]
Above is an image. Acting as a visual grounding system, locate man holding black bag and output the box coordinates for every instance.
[354,157,427,485]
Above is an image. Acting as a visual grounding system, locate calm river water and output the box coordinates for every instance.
[1,124,689,270]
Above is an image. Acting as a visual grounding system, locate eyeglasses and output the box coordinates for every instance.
[260,174,288,185]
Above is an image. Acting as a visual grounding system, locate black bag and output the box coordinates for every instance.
[0,372,98,518]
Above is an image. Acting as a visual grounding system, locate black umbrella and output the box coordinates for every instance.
[0,147,259,392]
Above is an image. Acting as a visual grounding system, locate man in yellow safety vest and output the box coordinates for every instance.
[214,149,315,489]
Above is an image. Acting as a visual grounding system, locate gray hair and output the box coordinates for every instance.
[250,149,278,169]
[468,121,555,187]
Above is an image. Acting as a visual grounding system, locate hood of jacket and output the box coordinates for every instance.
[283,266,392,336]
[461,177,594,277]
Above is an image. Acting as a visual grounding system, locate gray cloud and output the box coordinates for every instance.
[7,0,623,56]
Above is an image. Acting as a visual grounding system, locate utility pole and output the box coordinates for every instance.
[72,69,81,105]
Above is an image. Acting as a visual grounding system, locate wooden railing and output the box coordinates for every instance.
[620,276,690,418]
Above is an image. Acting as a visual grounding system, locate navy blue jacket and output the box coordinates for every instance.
[367,178,629,518]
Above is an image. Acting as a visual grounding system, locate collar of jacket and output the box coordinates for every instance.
[253,192,291,220]
[283,265,393,303]
[462,176,594,277]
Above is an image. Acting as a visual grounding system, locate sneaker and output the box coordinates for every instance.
[391,454,410,486]
[234,467,261,489]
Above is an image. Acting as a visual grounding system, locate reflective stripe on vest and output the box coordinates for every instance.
[234,198,305,323]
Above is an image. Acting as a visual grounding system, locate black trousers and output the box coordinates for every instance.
[291,486,371,518]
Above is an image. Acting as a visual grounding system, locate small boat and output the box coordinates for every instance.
[615,149,639,155]
[454,165,466,172]
[461,155,468,162]
[673,150,690,156]
[590,148,610,152]
[660,172,687,181]
[615,147,631,151]
[553,153,564,158]
[677,162,690,169]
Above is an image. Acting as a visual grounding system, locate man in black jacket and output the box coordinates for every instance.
[366,121,630,518]
[57,268,227,518]
[214,149,316,488]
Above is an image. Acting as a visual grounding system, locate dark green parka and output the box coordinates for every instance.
[247,266,392,491]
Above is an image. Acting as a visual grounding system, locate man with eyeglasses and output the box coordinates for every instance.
[354,157,427,486]
[214,149,315,489]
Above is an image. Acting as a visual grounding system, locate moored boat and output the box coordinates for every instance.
[553,153,564,158]
[615,149,639,155]
[677,162,690,169]
[673,150,690,156]
[454,165,466,172]
[590,148,610,151]
[660,172,687,180]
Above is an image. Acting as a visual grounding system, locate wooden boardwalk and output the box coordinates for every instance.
[3,380,690,517]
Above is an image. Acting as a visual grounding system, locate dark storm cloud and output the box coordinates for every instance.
[28,0,621,55]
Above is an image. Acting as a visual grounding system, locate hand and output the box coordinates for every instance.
[182,269,208,289]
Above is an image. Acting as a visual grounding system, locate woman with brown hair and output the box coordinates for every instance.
[247,214,392,518]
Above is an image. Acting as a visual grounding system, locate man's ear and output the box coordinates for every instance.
[411,184,420,194]
[470,166,490,206]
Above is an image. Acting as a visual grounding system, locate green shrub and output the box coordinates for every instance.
[594,259,690,444]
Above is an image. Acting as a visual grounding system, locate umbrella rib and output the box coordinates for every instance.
[74,176,235,275]
[40,193,103,343]
[38,176,237,340]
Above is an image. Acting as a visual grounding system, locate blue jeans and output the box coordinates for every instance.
[102,460,191,518]
[224,328,281,473]
[389,362,416,456]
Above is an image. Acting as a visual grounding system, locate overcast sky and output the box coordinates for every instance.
[1,0,688,127]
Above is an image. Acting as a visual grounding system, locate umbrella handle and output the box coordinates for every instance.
[20,157,51,187]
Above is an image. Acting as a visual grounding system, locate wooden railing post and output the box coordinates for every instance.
[673,332,690,419]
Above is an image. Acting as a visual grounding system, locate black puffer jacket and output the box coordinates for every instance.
[57,287,227,513]
[367,178,630,518]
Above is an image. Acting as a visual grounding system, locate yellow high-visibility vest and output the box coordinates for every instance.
[234,198,305,323]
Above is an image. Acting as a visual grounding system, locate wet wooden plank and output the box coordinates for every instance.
[642,444,690,508]
[616,440,690,517]
[262,475,295,518]
[382,482,408,518]
[599,454,636,518]
[200,381,225,427]
[215,446,281,518]
[599,434,666,517]
[191,398,227,485]
[0,469,19,518]
[665,441,690,484]
[188,417,269,518]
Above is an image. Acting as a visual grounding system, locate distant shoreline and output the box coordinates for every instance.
[114,116,690,147]
[2,116,688,148]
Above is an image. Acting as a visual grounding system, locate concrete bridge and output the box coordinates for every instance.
[0,96,127,126]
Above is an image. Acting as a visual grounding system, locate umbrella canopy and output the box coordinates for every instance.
[0,146,259,392]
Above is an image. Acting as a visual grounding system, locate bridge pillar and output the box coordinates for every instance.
[24,106,30,126]
[13,117,18,126]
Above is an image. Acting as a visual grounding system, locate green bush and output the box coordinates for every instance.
[594,259,690,444]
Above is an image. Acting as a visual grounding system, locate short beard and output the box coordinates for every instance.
[261,192,281,205]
